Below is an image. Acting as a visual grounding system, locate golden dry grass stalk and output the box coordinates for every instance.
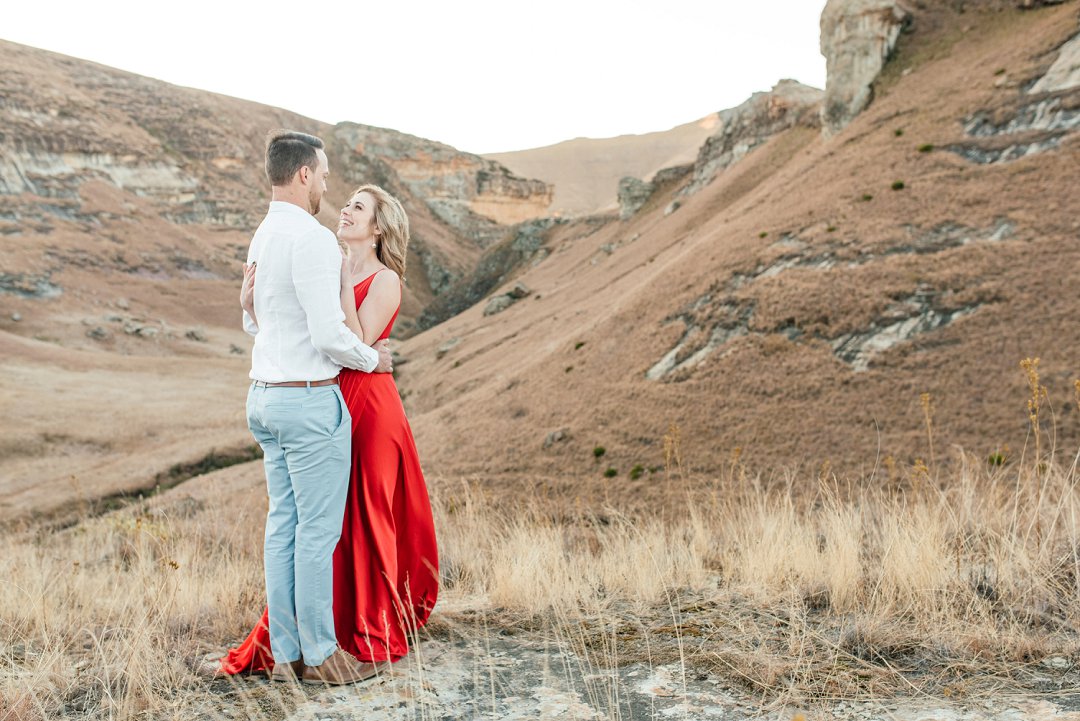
[3,452,1080,718]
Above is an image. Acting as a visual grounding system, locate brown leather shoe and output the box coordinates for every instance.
[302,648,386,685]
[268,659,304,682]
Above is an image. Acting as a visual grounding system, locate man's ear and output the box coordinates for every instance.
[297,165,311,185]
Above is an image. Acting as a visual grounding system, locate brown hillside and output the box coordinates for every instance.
[0,39,551,338]
[396,1,1080,492]
[0,39,549,522]
[486,115,720,216]
[2,3,1079,524]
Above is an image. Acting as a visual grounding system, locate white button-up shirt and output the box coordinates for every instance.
[243,201,379,381]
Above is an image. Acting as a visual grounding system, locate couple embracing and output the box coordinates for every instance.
[208,130,438,685]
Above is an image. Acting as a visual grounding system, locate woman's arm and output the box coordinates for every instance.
[357,269,402,346]
[241,263,258,331]
[339,257,367,341]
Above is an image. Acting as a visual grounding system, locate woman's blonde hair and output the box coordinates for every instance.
[348,184,409,279]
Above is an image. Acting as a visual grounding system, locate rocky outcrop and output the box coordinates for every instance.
[948,96,1080,163]
[1031,30,1080,93]
[819,0,911,136]
[651,163,694,186]
[334,123,553,241]
[0,149,197,201]
[472,169,554,226]
[617,164,695,220]
[686,80,823,193]
[617,176,655,220]
[482,281,531,316]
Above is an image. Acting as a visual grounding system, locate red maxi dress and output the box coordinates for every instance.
[219,270,439,674]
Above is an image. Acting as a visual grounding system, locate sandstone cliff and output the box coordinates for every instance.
[819,0,912,136]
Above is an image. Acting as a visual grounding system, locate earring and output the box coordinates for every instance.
[372,243,377,249]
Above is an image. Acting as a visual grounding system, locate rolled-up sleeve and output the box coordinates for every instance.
[292,228,379,372]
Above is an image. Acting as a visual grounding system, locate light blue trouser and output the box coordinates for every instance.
[246,382,351,667]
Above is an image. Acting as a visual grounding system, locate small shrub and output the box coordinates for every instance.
[565,366,573,373]
[988,452,1007,467]
[861,194,874,202]
[994,67,1006,76]
[917,144,934,153]
[894,128,904,137]
[629,464,645,480]
[891,180,906,191]
[593,446,606,459]
[603,467,618,478]
[826,226,837,233]
[759,231,769,239]
[574,341,585,350]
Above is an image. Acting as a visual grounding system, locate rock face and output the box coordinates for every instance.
[687,80,824,193]
[417,218,560,329]
[948,96,1080,164]
[819,0,912,136]
[1030,30,1080,93]
[333,123,553,242]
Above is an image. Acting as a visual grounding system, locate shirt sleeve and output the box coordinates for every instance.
[291,227,379,372]
[242,310,259,336]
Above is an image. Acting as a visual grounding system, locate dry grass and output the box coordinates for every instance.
[4,426,1080,719]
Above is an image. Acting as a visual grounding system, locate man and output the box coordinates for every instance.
[239,129,391,685]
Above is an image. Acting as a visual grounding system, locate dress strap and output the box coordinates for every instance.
[371,267,402,285]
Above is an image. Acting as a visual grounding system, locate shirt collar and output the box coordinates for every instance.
[268,200,315,218]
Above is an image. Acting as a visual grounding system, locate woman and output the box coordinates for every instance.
[217,185,439,679]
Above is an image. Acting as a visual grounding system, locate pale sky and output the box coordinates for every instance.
[3,0,828,155]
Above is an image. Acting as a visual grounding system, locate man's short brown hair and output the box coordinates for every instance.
[265,130,324,186]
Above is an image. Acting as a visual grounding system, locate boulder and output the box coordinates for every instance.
[543,428,570,449]
[436,337,460,359]
[483,295,515,317]
[820,0,912,136]
[1030,30,1080,93]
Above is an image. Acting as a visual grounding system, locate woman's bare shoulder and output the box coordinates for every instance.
[372,267,401,286]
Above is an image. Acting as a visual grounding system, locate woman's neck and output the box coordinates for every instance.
[345,241,380,275]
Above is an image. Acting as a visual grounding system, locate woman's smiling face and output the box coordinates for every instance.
[338,191,379,242]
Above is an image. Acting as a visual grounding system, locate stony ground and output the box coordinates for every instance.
[201,634,1080,721]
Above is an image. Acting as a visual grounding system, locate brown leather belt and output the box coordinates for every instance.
[252,377,338,388]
